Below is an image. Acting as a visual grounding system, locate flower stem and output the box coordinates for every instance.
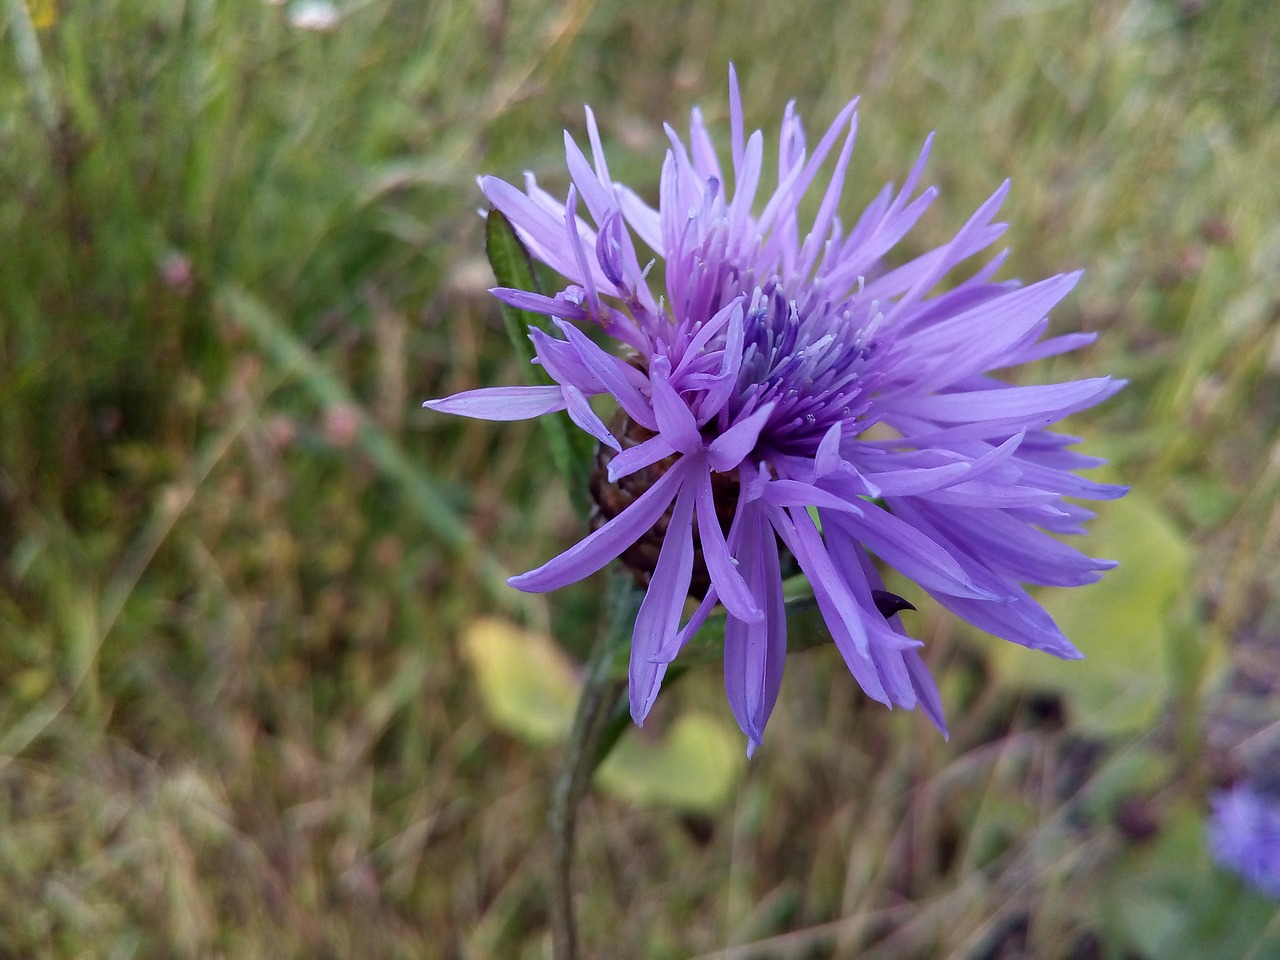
[549,572,641,960]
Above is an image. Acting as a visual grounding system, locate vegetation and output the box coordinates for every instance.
[2,0,1278,956]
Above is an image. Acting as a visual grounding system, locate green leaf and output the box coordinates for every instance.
[483,209,594,513]
[461,617,579,746]
[596,713,746,814]
[461,613,745,812]
[484,209,542,372]
[990,491,1193,735]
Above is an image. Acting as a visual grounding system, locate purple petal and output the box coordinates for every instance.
[606,433,677,483]
[630,474,698,724]
[491,287,590,322]
[650,360,701,454]
[937,585,1083,660]
[760,477,865,516]
[652,586,718,664]
[694,305,748,423]
[824,506,1000,600]
[814,423,844,478]
[481,177,607,289]
[563,130,618,229]
[722,505,788,754]
[881,378,1120,425]
[616,184,663,254]
[882,181,1011,319]
[562,186,602,319]
[905,651,948,738]
[563,383,619,451]
[821,526,924,657]
[888,499,1084,658]
[864,432,1024,496]
[885,273,1082,394]
[1010,331,1098,364]
[674,299,741,379]
[556,320,658,431]
[529,327,606,394]
[707,402,775,472]
[693,468,763,623]
[862,460,975,496]
[869,639,917,709]
[796,113,858,279]
[913,500,1116,588]
[728,63,744,170]
[423,385,566,420]
[510,458,691,593]
[769,505,870,658]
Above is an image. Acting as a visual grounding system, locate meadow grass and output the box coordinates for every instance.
[2,0,1279,957]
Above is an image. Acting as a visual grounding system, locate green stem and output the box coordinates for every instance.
[549,573,642,960]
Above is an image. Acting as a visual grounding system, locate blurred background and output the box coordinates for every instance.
[2,0,1279,957]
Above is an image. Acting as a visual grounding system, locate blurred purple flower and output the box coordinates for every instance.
[427,70,1125,754]
[1209,784,1280,898]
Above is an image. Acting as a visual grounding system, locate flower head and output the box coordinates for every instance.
[428,69,1125,754]
[1208,784,1280,898]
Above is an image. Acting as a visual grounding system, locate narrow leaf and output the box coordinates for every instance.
[485,209,595,513]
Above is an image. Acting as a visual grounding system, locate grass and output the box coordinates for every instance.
[2,0,1279,957]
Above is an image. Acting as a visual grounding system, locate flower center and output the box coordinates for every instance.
[730,280,880,456]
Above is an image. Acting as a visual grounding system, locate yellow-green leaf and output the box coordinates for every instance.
[596,713,746,814]
[460,617,580,745]
[991,491,1192,735]
[462,617,746,811]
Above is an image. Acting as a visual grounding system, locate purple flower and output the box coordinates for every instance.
[1208,785,1280,898]
[427,70,1125,754]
